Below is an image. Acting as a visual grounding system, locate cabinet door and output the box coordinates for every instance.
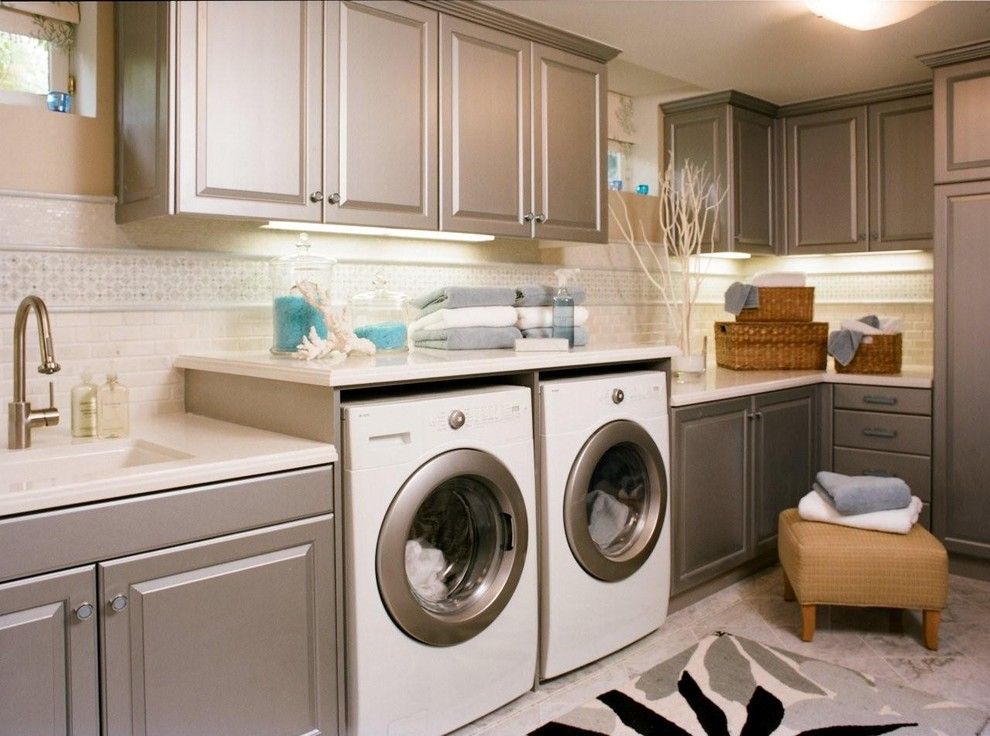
[664,105,730,251]
[732,106,776,254]
[176,1,324,220]
[100,516,336,736]
[934,181,990,558]
[532,44,607,243]
[0,567,98,736]
[933,57,990,183]
[785,106,868,253]
[869,96,934,251]
[440,17,531,238]
[753,387,816,555]
[671,397,751,594]
[326,1,438,229]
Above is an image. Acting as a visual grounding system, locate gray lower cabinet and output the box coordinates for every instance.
[100,515,336,736]
[671,387,816,594]
[0,567,99,736]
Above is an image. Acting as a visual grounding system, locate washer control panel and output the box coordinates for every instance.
[428,399,524,432]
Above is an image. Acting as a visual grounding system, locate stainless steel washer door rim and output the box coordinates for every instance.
[376,449,529,647]
[564,420,667,582]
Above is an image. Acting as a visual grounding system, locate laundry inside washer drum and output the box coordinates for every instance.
[403,477,504,613]
[586,444,647,554]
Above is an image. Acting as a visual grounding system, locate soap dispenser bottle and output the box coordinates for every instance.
[97,369,129,439]
[71,370,98,438]
[552,268,579,347]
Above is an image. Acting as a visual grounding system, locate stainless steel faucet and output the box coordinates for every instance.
[8,295,61,449]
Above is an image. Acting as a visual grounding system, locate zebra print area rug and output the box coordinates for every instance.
[530,632,989,736]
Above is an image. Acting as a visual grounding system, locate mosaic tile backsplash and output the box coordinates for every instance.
[0,192,934,416]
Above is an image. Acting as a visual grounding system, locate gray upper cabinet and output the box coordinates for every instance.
[868,96,934,250]
[175,0,324,221]
[785,106,869,253]
[662,94,777,255]
[100,516,336,736]
[0,566,99,736]
[440,17,531,238]
[327,1,438,229]
[533,44,607,243]
[930,54,990,184]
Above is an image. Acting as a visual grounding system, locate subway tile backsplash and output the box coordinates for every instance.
[0,193,933,416]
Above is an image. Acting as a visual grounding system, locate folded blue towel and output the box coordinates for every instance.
[412,326,521,350]
[827,315,882,365]
[724,282,759,315]
[520,326,588,346]
[815,470,912,515]
[515,284,587,307]
[412,287,516,317]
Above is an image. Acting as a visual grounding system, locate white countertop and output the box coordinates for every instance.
[670,366,933,406]
[175,343,681,388]
[0,413,337,517]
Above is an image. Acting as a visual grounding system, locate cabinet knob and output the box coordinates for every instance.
[534,213,547,224]
[309,191,323,203]
[523,212,534,223]
[74,602,94,621]
[109,594,128,612]
[857,233,866,241]
[871,231,879,241]
[327,192,341,205]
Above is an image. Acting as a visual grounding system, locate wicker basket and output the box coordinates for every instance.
[834,333,903,375]
[715,321,828,370]
[736,287,815,322]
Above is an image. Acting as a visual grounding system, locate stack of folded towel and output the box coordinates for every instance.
[827,314,903,366]
[798,470,922,534]
[409,287,521,350]
[514,284,590,346]
[723,272,807,315]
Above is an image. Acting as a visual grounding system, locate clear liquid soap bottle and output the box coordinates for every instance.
[97,367,129,439]
[551,268,580,347]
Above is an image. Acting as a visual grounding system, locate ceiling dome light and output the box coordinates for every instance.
[804,0,938,31]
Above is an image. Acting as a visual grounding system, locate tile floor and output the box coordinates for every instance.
[456,566,990,735]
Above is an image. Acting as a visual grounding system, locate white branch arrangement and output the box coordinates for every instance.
[291,281,376,360]
[609,158,727,356]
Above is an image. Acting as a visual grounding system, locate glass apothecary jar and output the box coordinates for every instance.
[349,274,409,352]
[270,233,336,356]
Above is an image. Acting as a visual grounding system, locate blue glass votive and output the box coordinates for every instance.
[46,91,72,113]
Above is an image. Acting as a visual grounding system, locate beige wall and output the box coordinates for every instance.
[0,2,114,196]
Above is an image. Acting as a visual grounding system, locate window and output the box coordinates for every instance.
[0,4,74,109]
[0,28,50,94]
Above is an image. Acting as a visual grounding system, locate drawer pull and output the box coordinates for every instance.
[863,428,898,439]
[863,395,897,406]
[863,470,896,478]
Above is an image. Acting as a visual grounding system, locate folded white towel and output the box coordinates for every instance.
[798,487,922,534]
[840,318,885,335]
[515,306,589,330]
[408,306,517,334]
[878,316,903,334]
[751,271,806,287]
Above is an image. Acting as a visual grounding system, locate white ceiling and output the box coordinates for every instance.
[485,0,990,103]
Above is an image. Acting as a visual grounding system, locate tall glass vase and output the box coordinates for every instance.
[672,334,707,383]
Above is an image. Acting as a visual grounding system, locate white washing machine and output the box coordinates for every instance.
[539,370,671,680]
[342,386,537,736]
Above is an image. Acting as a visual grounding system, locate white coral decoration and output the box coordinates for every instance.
[290,281,376,360]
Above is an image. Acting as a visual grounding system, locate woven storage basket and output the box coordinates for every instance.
[715,321,828,370]
[834,333,903,375]
[736,287,815,322]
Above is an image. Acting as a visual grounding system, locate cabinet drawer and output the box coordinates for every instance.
[833,385,931,415]
[833,410,931,455]
[833,448,931,501]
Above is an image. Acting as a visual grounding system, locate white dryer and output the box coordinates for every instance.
[342,386,537,736]
[539,370,671,680]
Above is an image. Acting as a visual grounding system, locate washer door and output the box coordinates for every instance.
[564,420,667,582]
[377,449,529,647]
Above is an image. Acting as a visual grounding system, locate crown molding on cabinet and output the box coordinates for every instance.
[776,80,933,117]
[408,0,621,62]
[918,37,990,69]
[660,90,778,117]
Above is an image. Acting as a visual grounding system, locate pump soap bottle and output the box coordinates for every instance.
[97,369,130,439]
[551,268,580,347]
[71,370,98,438]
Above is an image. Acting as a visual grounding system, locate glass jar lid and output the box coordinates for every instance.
[349,273,407,311]
[270,233,337,273]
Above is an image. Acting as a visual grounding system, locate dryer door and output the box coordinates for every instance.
[377,449,529,647]
[564,420,667,582]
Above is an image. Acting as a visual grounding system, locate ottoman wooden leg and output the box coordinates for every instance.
[801,605,816,642]
[923,610,940,651]
[783,570,796,602]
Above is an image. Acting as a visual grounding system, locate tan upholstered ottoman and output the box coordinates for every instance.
[777,508,948,650]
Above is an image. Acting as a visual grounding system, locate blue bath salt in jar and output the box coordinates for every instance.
[349,274,410,352]
[270,233,336,356]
